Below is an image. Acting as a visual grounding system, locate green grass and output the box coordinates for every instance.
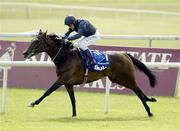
[0,0,180,48]
[0,1,180,130]
[0,87,180,131]
[2,0,180,12]
[0,17,179,48]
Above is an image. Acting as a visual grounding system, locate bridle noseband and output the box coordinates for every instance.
[39,36,64,62]
[52,44,63,61]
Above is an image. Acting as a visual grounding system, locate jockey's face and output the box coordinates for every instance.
[69,24,75,30]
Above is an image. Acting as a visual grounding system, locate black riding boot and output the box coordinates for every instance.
[84,49,96,66]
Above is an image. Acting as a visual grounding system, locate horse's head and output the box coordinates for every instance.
[23,29,65,59]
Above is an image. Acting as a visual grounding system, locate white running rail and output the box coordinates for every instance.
[1,32,180,47]
[0,32,180,40]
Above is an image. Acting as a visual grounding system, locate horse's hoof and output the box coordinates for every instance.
[151,97,157,102]
[72,116,77,118]
[27,102,35,107]
[72,113,77,117]
[148,113,153,117]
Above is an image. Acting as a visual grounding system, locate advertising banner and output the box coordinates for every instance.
[0,40,179,96]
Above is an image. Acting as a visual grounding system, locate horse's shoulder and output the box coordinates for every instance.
[65,47,82,60]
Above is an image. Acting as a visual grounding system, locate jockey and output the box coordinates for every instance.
[63,15,100,66]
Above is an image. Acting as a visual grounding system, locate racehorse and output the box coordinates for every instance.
[23,30,157,117]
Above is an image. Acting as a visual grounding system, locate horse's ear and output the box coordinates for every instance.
[44,30,48,38]
[45,30,48,36]
[38,29,43,35]
[45,30,48,34]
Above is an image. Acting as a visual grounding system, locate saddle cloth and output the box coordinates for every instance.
[80,50,110,71]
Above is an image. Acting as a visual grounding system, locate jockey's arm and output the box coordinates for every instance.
[67,33,82,41]
[64,28,73,38]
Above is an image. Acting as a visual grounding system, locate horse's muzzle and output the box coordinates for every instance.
[23,51,34,59]
[23,51,28,58]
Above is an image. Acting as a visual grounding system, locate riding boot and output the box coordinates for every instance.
[84,49,96,66]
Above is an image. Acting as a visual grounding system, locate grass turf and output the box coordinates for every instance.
[0,0,180,48]
[0,87,180,131]
[0,0,180,130]
[2,0,180,12]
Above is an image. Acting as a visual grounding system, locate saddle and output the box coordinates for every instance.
[78,48,110,83]
[64,40,110,83]
[79,49,109,71]
[64,41,109,71]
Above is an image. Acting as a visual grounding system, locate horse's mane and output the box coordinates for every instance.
[48,33,74,48]
[48,33,62,44]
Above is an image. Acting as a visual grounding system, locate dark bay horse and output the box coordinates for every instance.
[23,30,157,117]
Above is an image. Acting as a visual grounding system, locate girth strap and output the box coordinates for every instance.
[83,68,89,84]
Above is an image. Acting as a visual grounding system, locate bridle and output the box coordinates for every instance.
[52,44,63,61]
[37,35,64,62]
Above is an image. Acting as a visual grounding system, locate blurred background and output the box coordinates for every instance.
[0,0,180,48]
[0,1,180,131]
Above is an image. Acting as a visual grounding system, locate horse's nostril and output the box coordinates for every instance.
[23,51,27,55]
[23,52,29,59]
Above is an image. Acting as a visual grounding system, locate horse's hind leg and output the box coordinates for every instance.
[137,88,157,102]
[108,76,154,117]
[133,87,153,117]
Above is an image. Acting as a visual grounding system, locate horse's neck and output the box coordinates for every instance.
[46,48,59,60]
[47,47,77,66]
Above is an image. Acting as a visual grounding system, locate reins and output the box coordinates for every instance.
[52,45,63,61]
[38,35,64,62]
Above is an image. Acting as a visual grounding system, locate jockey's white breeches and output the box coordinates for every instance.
[74,30,100,51]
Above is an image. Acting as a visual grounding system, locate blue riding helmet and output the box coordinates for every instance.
[64,15,76,26]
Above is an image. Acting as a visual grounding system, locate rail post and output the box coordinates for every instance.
[105,77,110,113]
[2,67,9,113]
[149,39,152,47]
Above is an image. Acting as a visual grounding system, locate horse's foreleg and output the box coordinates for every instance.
[65,85,76,117]
[133,87,153,117]
[28,81,62,107]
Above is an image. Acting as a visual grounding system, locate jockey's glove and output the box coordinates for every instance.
[63,38,69,44]
[63,39,73,48]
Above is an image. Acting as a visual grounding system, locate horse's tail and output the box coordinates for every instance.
[126,53,157,88]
